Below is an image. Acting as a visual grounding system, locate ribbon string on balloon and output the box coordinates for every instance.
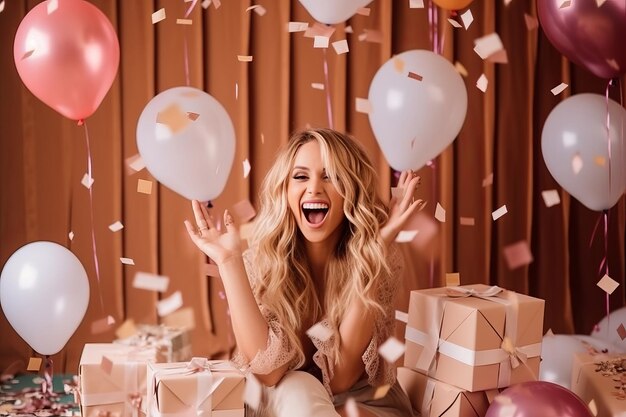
[323,48,334,129]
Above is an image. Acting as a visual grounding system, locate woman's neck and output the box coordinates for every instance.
[303,230,342,284]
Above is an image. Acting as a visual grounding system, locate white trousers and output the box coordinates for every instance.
[252,371,341,417]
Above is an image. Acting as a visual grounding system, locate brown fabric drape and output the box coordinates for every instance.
[1,0,624,374]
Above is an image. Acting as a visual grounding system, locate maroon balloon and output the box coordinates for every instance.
[537,0,626,79]
[486,381,593,417]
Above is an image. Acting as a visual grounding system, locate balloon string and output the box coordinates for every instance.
[428,160,437,288]
[182,0,198,86]
[601,210,610,340]
[322,48,334,129]
[604,80,612,200]
[83,122,105,313]
[42,356,53,397]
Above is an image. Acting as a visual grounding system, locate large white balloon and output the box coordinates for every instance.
[590,306,626,349]
[137,86,236,201]
[368,50,468,171]
[0,242,90,355]
[299,0,372,24]
[539,334,623,389]
[541,93,626,211]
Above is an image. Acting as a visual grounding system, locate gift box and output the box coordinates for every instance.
[397,367,493,417]
[404,284,544,392]
[114,324,192,363]
[571,352,626,417]
[79,343,158,417]
[147,358,245,417]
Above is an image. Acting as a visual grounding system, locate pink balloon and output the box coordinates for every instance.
[537,0,626,79]
[486,381,593,417]
[13,0,119,121]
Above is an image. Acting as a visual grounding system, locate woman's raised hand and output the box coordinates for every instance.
[380,170,427,246]
[185,200,242,266]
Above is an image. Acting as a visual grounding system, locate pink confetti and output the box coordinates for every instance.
[503,241,533,270]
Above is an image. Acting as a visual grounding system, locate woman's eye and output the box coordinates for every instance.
[293,175,307,180]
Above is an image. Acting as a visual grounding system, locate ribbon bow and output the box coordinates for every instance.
[186,357,211,374]
[500,336,528,369]
[445,285,503,298]
[128,392,142,410]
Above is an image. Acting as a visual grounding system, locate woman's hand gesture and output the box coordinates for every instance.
[185,200,243,266]
[380,170,427,246]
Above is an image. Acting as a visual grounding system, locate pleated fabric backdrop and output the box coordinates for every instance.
[0,0,624,373]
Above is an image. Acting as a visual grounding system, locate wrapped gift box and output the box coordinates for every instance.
[114,324,192,363]
[79,343,158,417]
[571,352,626,417]
[404,284,544,392]
[147,358,245,417]
[397,367,493,417]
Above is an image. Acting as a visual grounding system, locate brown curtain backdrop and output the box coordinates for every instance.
[1,0,624,374]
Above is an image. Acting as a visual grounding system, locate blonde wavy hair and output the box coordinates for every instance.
[249,128,391,367]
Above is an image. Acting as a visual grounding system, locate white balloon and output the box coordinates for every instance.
[368,50,468,171]
[298,0,372,24]
[137,86,236,201]
[590,306,626,350]
[539,334,623,389]
[541,93,626,211]
[0,242,90,355]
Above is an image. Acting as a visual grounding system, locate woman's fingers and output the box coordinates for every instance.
[223,210,237,234]
[398,170,408,187]
[199,200,216,229]
[184,220,201,241]
[192,200,209,230]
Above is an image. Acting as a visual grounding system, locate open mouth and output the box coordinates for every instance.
[302,202,329,225]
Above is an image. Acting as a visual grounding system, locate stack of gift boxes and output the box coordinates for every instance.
[78,325,245,417]
[397,284,545,417]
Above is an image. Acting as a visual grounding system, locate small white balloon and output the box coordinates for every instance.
[0,241,90,355]
[299,0,372,24]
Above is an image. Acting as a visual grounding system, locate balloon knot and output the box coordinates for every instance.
[77,119,84,126]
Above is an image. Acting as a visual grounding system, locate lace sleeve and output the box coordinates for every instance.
[229,249,298,375]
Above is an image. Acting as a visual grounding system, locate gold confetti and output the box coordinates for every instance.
[27,357,42,372]
[152,8,166,24]
[137,179,153,194]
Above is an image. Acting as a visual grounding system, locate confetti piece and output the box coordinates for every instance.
[332,39,349,54]
[551,82,568,95]
[27,357,42,372]
[246,4,267,15]
[446,272,461,287]
[201,0,211,9]
[435,203,446,222]
[572,153,583,174]
[47,0,58,14]
[393,57,405,73]
[486,49,509,64]
[157,103,190,134]
[541,189,561,207]
[356,7,370,16]
[558,0,571,8]
[304,23,336,39]
[378,337,405,363]
[212,0,221,9]
[69,231,74,240]
[115,319,138,339]
[176,18,192,25]
[345,25,353,33]
[597,0,607,5]
[395,230,418,243]
[373,384,392,400]
[459,217,475,226]
[235,82,239,100]
[492,205,508,221]
[242,158,251,178]
[482,173,493,187]
[237,55,253,62]
[133,271,169,292]
[91,315,115,334]
[594,156,606,166]
[158,291,183,317]
[597,274,619,295]
[503,241,533,270]
[152,8,166,24]
[408,72,423,81]
[447,18,462,28]
[233,199,256,222]
[108,221,124,232]
[100,356,113,375]
[355,98,372,114]
[524,13,538,30]
[0,1,5,13]
[476,74,488,92]
[288,21,309,32]
[409,0,425,8]
[120,257,135,265]
[203,263,220,277]
[81,173,94,189]
[306,322,333,342]
[606,58,620,71]
[358,29,383,43]
[395,310,408,323]
[137,179,153,194]
[473,33,504,59]
[163,306,196,330]
[617,323,626,341]
[460,9,473,29]
[544,328,555,337]
[21,50,35,60]
[314,36,330,48]
[243,374,262,410]
[126,154,146,173]
[311,82,325,90]
[588,399,597,416]
[454,61,468,77]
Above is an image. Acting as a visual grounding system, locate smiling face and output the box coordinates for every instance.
[287,140,345,246]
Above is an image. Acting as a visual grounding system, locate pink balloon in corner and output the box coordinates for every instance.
[13,0,120,121]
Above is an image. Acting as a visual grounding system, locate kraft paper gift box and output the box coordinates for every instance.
[397,367,493,417]
[404,284,544,392]
[147,358,245,417]
[571,352,626,417]
[114,324,192,363]
[79,343,158,417]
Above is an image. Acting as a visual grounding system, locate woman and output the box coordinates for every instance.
[185,128,422,417]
